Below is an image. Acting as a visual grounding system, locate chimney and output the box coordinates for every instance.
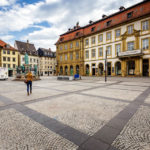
[89,20,93,24]
[27,40,29,43]
[76,22,79,28]
[119,6,125,11]
[102,14,107,19]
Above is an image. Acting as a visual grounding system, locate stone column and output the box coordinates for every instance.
[135,58,140,76]
[121,60,126,77]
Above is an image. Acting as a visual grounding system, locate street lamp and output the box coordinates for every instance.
[105,50,107,82]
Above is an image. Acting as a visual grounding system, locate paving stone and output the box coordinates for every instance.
[80,137,109,150]
[112,106,150,150]
[93,126,121,145]
[0,108,78,150]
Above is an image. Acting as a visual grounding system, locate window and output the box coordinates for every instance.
[91,37,95,44]
[22,57,25,61]
[85,39,89,46]
[142,39,149,50]
[107,46,111,55]
[116,44,121,54]
[115,29,121,38]
[7,57,10,61]
[12,51,15,55]
[3,64,6,67]
[76,41,79,47]
[127,12,133,19]
[8,64,10,68]
[59,45,63,50]
[99,48,103,57]
[76,52,79,59]
[76,32,80,36]
[106,32,111,40]
[70,53,73,60]
[128,42,134,51]
[3,50,6,54]
[91,27,95,32]
[13,58,16,62]
[92,49,96,58]
[30,58,32,62]
[65,44,67,50]
[142,20,149,31]
[13,64,16,68]
[7,50,10,54]
[34,59,36,62]
[98,34,103,42]
[3,57,6,61]
[107,20,112,26]
[65,54,67,60]
[128,25,133,34]
[70,43,73,49]
[85,51,89,59]
[60,55,62,61]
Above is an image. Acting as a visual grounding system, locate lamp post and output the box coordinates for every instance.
[105,50,107,82]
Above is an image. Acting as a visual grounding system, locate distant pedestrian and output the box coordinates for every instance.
[25,71,33,96]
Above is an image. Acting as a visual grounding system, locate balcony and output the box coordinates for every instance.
[117,49,143,58]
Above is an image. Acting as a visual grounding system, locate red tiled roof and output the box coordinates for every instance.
[56,0,150,44]
[0,39,16,50]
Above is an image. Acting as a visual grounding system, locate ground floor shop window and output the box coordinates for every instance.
[127,61,135,75]
[115,62,121,75]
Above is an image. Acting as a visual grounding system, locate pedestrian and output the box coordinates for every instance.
[25,71,33,96]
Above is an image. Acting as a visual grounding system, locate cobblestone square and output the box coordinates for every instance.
[0,77,150,150]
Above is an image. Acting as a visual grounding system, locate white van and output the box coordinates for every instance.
[0,67,8,80]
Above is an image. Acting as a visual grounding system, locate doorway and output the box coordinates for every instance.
[107,62,111,76]
[127,61,135,75]
[143,59,149,76]
[92,64,96,76]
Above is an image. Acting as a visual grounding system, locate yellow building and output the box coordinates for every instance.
[56,24,84,76]
[56,1,150,77]
[0,40,18,76]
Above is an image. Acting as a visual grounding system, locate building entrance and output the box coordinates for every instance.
[107,62,111,76]
[127,61,135,75]
[92,64,95,76]
[143,59,149,77]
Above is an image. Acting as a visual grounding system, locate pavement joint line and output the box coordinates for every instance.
[77,86,150,150]
[0,81,122,108]
[77,93,131,104]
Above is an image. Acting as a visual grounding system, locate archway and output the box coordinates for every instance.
[115,62,121,75]
[70,65,73,75]
[76,65,79,75]
[98,63,103,76]
[107,62,111,76]
[85,64,89,76]
[65,66,68,75]
[60,66,63,75]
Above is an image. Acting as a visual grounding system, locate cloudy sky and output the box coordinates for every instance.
[0,0,141,51]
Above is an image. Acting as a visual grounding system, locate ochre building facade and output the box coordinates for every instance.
[56,0,150,77]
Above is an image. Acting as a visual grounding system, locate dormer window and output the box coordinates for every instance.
[127,12,133,19]
[107,20,112,27]
[76,32,80,36]
[60,37,64,41]
[91,27,95,32]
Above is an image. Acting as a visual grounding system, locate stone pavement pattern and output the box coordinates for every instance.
[0,76,150,150]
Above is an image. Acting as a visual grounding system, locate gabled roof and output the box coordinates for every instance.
[15,40,37,56]
[0,39,16,50]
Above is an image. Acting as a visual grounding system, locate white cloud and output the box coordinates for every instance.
[0,0,143,50]
[0,0,16,6]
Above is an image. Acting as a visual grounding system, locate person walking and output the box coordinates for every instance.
[25,71,33,96]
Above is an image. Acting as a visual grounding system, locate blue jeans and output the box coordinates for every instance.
[27,81,32,93]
